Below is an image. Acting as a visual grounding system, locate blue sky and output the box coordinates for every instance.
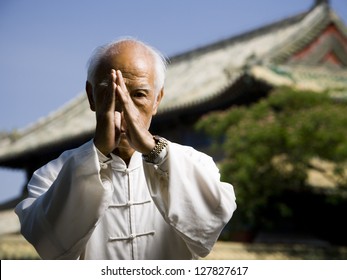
[0,0,346,203]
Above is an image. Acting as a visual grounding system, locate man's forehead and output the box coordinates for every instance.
[108,42,153,66]
[95,44,155,80]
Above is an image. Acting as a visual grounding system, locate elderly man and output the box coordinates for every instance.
[15,38,236,260]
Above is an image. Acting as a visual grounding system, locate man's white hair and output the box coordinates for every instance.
[86,37,168,94]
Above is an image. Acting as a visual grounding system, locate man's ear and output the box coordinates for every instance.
[86,81,96,111]
[152,88,164,115]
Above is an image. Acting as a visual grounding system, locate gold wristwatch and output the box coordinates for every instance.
[143,135,168,163]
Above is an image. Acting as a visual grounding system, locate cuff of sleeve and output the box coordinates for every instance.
[94,143,112,169]
[153,146,168,164]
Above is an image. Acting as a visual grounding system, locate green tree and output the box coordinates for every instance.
[196,87,347,231]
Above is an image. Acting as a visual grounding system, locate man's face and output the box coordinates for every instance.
[93,44,161,149]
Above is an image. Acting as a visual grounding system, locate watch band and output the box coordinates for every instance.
[143,136,168,163]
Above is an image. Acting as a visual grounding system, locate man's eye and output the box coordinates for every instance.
[132,91,146,98]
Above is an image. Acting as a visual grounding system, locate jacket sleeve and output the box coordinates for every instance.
[14,140,113,259]
[143,142,236,258]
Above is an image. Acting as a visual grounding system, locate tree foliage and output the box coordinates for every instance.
[196,87,347,229]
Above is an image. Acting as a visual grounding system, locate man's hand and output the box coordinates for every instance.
[115,70,155,155]
[93,69,122,156]
[93,69,155,156]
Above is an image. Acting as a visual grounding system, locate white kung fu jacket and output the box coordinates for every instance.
[15,139,236,259]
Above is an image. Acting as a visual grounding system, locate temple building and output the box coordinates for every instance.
[0,0,347,205]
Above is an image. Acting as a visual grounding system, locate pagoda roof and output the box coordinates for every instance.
[1,2,347,168]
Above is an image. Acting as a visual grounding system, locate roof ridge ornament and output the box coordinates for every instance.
[314,0,330,7]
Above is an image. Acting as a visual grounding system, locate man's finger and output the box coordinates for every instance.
[96,69,116,90]
[95,70,117,112]
[116,70,127,93]
[115,70,130,106]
